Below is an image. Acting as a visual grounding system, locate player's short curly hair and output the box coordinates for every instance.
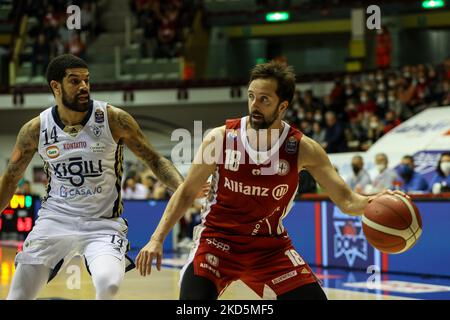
[46,54,88,94]
[249,61,296,107]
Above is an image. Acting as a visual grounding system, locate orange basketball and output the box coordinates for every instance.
[362,194,423,254]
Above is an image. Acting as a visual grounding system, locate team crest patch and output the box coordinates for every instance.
[276,160,290,176]
[46,146,60,159]
[205,254,219,267]
[90,125,102,137]
[285,136,298,154]
[95,109,105,123]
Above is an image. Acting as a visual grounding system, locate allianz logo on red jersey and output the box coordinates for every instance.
[223,177,289,200]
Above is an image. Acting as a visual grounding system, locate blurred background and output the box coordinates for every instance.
[0,0,449,300]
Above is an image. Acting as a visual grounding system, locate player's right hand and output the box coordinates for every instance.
[135,239,163,276]
[196,182,211,199]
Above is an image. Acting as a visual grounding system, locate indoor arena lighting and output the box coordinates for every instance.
[265,12,290,22]
[422,0,445,9]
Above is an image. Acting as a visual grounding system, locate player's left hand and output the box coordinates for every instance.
[135,239,163,276]
[368,189,410,203]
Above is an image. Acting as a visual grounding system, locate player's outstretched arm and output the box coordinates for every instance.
[298,136,407,216]
[0,117,39,212]
[108,105,184,191]
[135,126,224,276]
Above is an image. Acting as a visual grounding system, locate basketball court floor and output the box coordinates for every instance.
[1,244,450,300]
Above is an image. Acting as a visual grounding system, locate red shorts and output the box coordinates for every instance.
[182,227,319,299]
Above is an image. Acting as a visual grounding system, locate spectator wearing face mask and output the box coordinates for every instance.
[357,91,377,118]
[346,155,372,194]
[313,110,323,124]
[361,115,384,151]
[428,152,450,194]
[383,110,402,134]
[375,91,388,117]
[344,83,357,101]
[311,121,326,146]
[396,155,428,192]
[367,153,398,193]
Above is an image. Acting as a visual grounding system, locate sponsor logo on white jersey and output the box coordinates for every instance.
[46,146,60,159]
[63,141,87,150]
[90,142,106,153]
[60,185,103,198]
[52,157,104,187]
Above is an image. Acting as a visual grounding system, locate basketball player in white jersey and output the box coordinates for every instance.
[0,54,201,300]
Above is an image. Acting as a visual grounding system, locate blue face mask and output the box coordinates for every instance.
[398,164,413,177]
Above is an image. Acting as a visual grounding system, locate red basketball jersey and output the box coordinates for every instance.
[201,116,303,236]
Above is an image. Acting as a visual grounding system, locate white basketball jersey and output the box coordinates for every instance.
[38,100,124,219]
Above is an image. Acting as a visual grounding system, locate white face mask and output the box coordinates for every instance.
[376,164,386,173]
[441,162,450,176]
[377,97,385,104]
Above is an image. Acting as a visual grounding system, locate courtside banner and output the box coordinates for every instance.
[328,107,450,185]
[367,106,450,168]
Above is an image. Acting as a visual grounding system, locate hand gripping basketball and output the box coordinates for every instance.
[363,190,423,254]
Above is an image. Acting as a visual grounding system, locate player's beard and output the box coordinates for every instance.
[61,85,90,112]
[249,104,280,130]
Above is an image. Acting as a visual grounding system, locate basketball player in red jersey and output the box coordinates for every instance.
[136,61,407,299]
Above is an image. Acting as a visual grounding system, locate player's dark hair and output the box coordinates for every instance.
[46,54,88,94]
[437,152,450,177]
[249,61,296,107]
[402,155,415,165]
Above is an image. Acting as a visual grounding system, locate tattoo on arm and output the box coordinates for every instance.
[115,109,183,191]
[4,120,38,182]
[1,118,38,211]
[147,156,184,191]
